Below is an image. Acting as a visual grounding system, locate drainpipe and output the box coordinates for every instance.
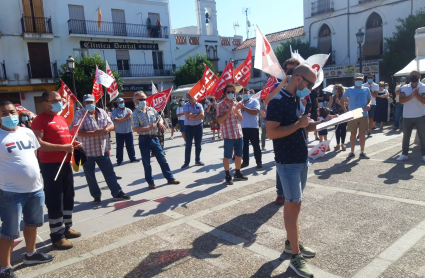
[347,0,350,62]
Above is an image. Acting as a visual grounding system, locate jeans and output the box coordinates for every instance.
[394,103,403,128]
[402,116,425,156]
[335,122,347,145]
[0,189,44,240]
[139,136,174,184]
[242,128,262,165]
[261,127,267,149]
[39,162,74,242]
[276,170,283,196]
[276,161,309,202]
[223,138,243,159]
[116,132,137,164]
[184,124,203,164]
[83,152,122,199]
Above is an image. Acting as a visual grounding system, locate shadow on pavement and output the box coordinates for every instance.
[124,203,283,277]
[314,159,360,180]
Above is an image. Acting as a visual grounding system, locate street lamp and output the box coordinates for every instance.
[356,29,365,73]
[66,56,77,96]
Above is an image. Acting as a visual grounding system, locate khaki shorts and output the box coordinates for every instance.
[347,117,369,133]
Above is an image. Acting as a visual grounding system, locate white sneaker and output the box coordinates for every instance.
[396,154,408,161]
[169,136,174,140]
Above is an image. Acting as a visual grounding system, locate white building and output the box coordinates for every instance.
[0,0,174,113]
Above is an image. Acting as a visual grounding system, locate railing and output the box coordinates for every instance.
[311,0,334,16]
[0,61,7,80]
[27,61,58,79]
[109,64,175,77]
[21,16,52,34]
[359,0,379,3]
[328,50,336,65]
[67,19,168,39]
[221,38,230,46]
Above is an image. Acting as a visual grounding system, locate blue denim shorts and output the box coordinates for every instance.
[276,161,309,202]
[223,138,243,159]
[368,105,376,118]
[0,189,45,240]
[178,120,185,133]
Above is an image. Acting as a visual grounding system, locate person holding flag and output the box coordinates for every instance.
[73,95,131,204]
[132,91,180,189]
[31,91,83,250]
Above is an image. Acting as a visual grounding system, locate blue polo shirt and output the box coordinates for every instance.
[240,98,260,128]
[183,101,204,126]
[266,89,307,164]
[112,107,133,134]
[343,87,372,117]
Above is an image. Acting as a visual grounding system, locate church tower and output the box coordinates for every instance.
[195,0,218,36]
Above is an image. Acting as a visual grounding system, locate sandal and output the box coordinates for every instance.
[341,145,346,151]
[334,145,340,151]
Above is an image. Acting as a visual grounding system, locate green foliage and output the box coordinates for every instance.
[173,53,219,88]
[275,39,321,67]
[383,10,425,75]
[58,53,123,101]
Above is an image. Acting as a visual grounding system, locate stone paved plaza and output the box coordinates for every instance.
[7,126,425,278]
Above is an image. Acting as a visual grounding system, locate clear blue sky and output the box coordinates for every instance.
[169,0,304,40]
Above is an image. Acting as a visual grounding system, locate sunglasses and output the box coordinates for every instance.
[137,98,147,101]
[297,75,315,89]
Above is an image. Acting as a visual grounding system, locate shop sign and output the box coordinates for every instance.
[122,84,157,92]
[80,41,159,50]
[324,62,379,79]
[0,84,57,93]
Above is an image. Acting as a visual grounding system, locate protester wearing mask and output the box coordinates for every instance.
[74,95,130,204]
[31,91,83,250]
[0,102,55,278]
[168,96,179,140]
[132,91,180,189]
[393,77,407,130]
[266,65,318,278]
[176,98,186,143]
[396,70,425,162]
[240,88,262,169]
[341,73,372,159]
[216,84,247,185]
[112,98,138,166]
[207,97,221,140]
[374,81,390,131]
[19,111,32,128]
[363,73,379,136]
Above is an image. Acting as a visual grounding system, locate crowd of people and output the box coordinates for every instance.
[1,56,424,277]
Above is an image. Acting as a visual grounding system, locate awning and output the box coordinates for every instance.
[394,56,425,76]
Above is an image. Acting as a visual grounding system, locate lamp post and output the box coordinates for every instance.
[66,56,77,95]
[356,29,365,73]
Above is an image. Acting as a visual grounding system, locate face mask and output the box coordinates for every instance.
[86,104,96,112]
[296,81,310,98]
[138,101,146,108]
[1,115,19,129]
[410,76,419,83]
[22,116,28,121]
[50,102,62,113]
[118,103,125,108]
[400,82,406,86]
[226,93,234,100]
[385,86,389,90]
[355,81,363,87]
[111,108,114,111]
[243,94,250,100]
[180,101,185,105]
[331,90,335,95]
[367,78,373,83]
[173,99,177,103]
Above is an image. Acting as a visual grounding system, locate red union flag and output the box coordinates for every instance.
[254,26,285,79]
[58,79,78,126]
[92,74,104,103]
[210,62,234,99]
[234,48,252,88]
[260,76,278,99]
[105,62,119,101]
[188,65,219,102]
[14,104,37,118]
[147,87,173,112]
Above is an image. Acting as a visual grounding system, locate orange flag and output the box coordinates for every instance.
[97,5,102,29]
[58,79,78,126]
[210,62,234,99]
[234,48,252,88]
[188,64,219,102]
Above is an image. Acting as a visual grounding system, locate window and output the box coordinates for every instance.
[363,12,383,59]
[116,50,130,76]
[318,24,332,63]
[68,5,86,34]
[22,0,46,33]
[73,49,88,60]
[112,9,126,36]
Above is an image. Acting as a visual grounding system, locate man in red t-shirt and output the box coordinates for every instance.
[32,90,82,250]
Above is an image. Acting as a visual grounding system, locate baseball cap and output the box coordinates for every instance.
[116,98,124,103]
[83,94,95,102]
[354,73,364,80]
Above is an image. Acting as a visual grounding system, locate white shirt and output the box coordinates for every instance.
[363,82,379,105]
[0,127,42,193]
[177,106,186,121]
[401,82,425,118]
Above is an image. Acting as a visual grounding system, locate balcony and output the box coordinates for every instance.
[0,61,8,85]
[67,19,169,40]
[27,61,59,84]
[358,0,379,3]
[21,16,53,40]
[109,64,174,78]
[311,0,334,16]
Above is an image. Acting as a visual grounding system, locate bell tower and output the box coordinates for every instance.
[195,0,218,36]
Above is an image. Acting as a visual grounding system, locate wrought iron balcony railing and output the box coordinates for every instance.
[27,61,58,79]
[67,19,169,39]
[0,61,7,80]
[21,16,52,34]
[311,0,334,16]
[109,64,174,77]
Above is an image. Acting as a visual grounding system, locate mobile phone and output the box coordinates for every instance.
[304,102,312,115]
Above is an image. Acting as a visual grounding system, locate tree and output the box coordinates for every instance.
[58,53,123,101]
[383,10,425,75]
[173,53,218,88]
[275,39,321,67]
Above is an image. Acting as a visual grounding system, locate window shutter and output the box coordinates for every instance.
[32,0,45,18]
[116,50,130,60]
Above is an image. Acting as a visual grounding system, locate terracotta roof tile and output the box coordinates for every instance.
[234,26,304,51]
